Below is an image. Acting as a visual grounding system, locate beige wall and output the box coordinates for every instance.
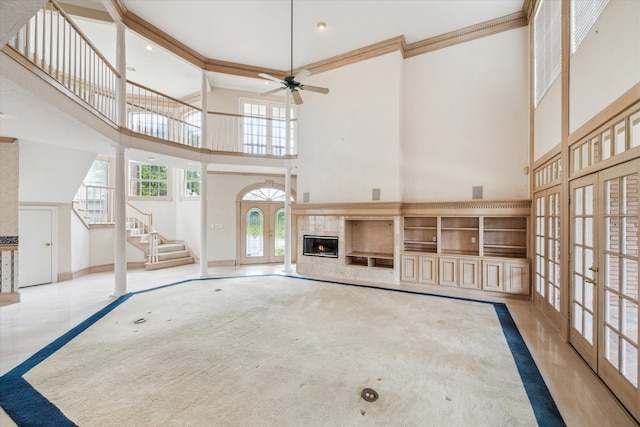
[0,140,19,293]
[570,0,640,134]
[403,27,530,201]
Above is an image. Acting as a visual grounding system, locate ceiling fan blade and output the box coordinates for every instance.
[300,85,329,94]
[258,73,283,84]
[261,87,286,96]
[291,89,303,105]
[295,69,311,82]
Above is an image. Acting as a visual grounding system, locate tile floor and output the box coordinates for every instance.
[0,264,636,426]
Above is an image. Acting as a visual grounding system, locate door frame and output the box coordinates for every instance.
[18,205,58,287]
[239,202,285,265]
[235,182,296,266]
[568,159,640,418]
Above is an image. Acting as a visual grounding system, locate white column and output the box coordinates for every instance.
[283,166,294,274]
[199,70,209,277]
[200,162,209,277]
[115,21,127,127]
[113,146,127,296]
[285,90,292,155]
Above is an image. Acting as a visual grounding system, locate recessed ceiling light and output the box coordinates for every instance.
[316,22,327,31]
[145,44,153,51]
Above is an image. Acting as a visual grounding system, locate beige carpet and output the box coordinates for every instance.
[22,276,537,426]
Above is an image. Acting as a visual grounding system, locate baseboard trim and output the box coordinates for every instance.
[0,292,21,306]
[58,262,147,281]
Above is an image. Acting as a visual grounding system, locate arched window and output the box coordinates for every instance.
[183,110,201,147]
[242,187,290,202]
[129,112,168,139]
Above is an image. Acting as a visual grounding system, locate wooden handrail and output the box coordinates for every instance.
[50,0,119,77]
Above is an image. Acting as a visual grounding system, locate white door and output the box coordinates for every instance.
[19,208,55,287]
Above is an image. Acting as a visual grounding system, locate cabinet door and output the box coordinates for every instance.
[401,254,418,282]
[459,258,480,289]
[505,261,530,295]
[419,255,438,285]
[483,260,505,292]
[439,257,458,287]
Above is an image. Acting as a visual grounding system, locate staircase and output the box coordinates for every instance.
[126,218,195,271]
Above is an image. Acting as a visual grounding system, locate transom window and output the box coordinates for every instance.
[242,187,288,202]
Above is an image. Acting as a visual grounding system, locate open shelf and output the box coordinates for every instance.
[346,219,395,269]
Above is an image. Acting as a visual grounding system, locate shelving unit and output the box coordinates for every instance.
[403,216,437,253]
[400,203,531,295]
[345,219,394,269]
[441,217,479,256]
[483,217,527,258]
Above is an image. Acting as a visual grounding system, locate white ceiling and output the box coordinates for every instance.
[68,0,525,98]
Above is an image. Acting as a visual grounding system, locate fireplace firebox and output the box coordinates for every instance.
[303,235,339,258]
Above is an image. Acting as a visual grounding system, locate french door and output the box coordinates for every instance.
[570,159,640,417]
[240,202,286,264]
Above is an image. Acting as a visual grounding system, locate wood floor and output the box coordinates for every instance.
[0,264,636,426]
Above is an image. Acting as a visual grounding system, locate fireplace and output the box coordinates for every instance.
[303,235,339,258]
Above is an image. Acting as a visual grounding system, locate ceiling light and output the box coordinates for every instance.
[317,22,327,31]
[147,157,156,162]
[145,44,153,51]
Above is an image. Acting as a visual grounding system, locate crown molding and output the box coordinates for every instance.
[107,1,529,80]
[403,12,527,58]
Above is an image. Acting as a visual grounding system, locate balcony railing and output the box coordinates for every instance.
[7,0,118,123]
[7,0,297,157]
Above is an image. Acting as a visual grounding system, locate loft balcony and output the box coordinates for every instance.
[3,0,297,160]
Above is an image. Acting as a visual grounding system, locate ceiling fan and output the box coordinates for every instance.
[259,0,329,105]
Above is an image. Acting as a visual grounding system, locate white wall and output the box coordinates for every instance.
[402,27,530,201]
[19,140,96,203]
[70,208,89,273]
[570,0,640,133]
[296,52,403,203]
[534,79,562,161]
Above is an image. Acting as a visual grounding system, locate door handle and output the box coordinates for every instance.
[45,242,53,247]
[589,265,598,272]
[585,277,596,285]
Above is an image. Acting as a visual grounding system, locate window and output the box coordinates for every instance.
[184,169,201,197]
[534,0,561,107]
[241,99,293,155]
[242,187,288,202]
[571,0,609,54]
[129,162,169,198]
[129,112,168,139]
[183,111,200,147]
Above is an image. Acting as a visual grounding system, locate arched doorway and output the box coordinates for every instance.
[238,182,295,265]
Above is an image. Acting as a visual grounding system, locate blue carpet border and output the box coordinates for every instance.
[0,274,564,426]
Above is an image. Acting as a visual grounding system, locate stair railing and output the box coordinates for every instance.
[7,0,119,122]
[73,184,114,224]
[126,202,161,263]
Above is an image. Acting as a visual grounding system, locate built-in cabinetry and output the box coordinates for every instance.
[401,202,530,296]
[345,219,394,269]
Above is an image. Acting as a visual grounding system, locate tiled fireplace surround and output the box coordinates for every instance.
[295,204,402,286]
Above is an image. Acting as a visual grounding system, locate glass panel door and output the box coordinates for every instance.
[597,160,639,415]
[270,206,285,263]
[570,175,598,368]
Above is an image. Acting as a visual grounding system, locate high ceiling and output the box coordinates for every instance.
[65,0,526,98]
